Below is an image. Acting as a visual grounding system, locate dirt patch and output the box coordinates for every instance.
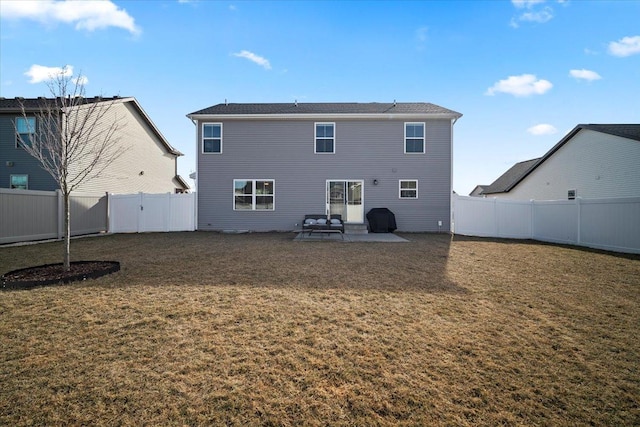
[1,261,120,290]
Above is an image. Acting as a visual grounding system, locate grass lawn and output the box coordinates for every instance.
[1,232,639,426]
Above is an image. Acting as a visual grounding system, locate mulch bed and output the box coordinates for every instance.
[1,261,120,290]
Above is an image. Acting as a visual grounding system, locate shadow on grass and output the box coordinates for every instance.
[0,232,468,295]
[451,233,640,261]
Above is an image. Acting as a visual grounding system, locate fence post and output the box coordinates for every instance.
[166,193,172,232]
[493,197,499,237]
[530,199,535,239]
[193,191,197,231]
[576,197,582,245]
[56,189,64,240]
[138,192,144,233]
[106,192,112,233]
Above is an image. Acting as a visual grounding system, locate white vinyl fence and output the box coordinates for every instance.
[1,189,195,245]
[1,189,107,244]
[108,192,195,233]
[453,195,640,254]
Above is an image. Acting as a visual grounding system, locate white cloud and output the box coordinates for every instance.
[24,64,73,84]
[485,74,553,97]
[415,26,428,50]
[510,0,554,27]
[416,26,428,43]
[0,0,140,35]
[512,0,546,9]
[527,124,557,135]
[608,35,640,57]
[569,69,602,81]
[518,7,553,23]
[233,50,271,70]
[73,75,89,85]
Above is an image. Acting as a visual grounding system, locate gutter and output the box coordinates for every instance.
[186,112,463,121]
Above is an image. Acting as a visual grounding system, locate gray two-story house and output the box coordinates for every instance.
[1,96,189,193]
[187,102,462,232]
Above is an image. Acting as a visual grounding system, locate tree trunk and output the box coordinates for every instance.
[64,192,71,271]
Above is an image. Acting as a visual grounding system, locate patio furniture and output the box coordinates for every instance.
[302,214,344,239]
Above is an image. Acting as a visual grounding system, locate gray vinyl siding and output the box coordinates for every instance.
[197,118,453,232]
[0,114,58,191]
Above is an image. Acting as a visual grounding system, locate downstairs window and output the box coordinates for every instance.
[399,180,418,199]
[234,179,275,210]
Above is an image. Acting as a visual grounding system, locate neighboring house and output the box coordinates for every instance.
[479,158,541,198]
[0,96,189,193]
[482,124,640,200]
[469,184,489,197]
[187,102,462,232]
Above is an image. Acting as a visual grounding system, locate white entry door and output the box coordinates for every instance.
[327,180,364,223]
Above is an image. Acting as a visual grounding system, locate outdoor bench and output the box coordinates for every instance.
[302,214,344,238]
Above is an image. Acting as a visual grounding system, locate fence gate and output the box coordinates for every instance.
[108,192,195,233]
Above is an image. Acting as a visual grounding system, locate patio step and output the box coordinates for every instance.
[344,224,368,235]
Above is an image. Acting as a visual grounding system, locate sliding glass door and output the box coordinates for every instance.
[327,180,363,223]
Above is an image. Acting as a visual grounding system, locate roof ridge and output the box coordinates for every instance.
[187,101,462,118]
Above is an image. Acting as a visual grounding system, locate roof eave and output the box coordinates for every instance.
[123,98,182,156]
[503,127,585,192]
[187,112,462,121]
[174,175,190,190]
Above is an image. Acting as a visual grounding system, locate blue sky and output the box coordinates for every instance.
[1,0,639,194]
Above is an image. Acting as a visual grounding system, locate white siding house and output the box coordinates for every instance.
[482,124,640,200]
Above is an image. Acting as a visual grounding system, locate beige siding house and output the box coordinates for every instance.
[0,97,189,194]
[482,124,640,200]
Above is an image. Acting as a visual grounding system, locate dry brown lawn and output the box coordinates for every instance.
[1,232,639,426]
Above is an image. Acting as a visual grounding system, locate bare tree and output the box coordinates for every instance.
[16,69,126,271]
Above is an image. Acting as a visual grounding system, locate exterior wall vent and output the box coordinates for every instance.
[568,189,577,200]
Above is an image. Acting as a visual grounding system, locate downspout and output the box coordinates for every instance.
[189,116,198,230]
[450,117,458,234]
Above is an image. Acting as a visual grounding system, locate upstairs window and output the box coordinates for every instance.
[399,180,418,199]
[16,117,36,148]
[234,179,275,211]
[202,123,222,153]
[315,123,335,153]
[404,122,425,153]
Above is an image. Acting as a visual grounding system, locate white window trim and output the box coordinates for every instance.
[202,122,223,154]
[404,122,425,154]
[233,179,275,211]
[10,174,29,190]
[15,116,36,149]
[399,179,418,199]
[314,122,335,154]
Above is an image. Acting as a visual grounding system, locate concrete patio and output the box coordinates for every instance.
[294,232,409,242]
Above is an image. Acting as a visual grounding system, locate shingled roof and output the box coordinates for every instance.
[188,102,462,118]
[482,124,640,195]
[0,96,183,156]
[482,158,541,195]
[578,124,640,142]
[0,96,126,112]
